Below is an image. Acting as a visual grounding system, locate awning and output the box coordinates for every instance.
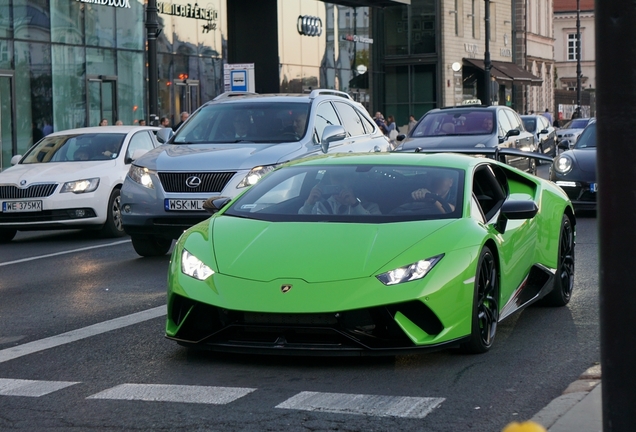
[463,59,543,86]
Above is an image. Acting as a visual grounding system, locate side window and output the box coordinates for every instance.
[472,164,507,221]
[127,131,156,161]
[470,193,486,223]
[333,101,366,137]
[359,110,377,134]
[497,109,512,136]
[314,102,341,142]
[504,109,522,130]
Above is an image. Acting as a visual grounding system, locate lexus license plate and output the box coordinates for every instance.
[165,199,206,211]
[2,200,43,212]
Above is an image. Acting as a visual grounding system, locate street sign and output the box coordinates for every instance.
[224,63,255,92]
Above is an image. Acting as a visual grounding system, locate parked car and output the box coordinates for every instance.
[0,126,160,242]
[121,90,391,257]
[556,118,593,145]
[166,151,575,355]
[394,105,537,174]
[521,114,557,160]
[550,120,597,210]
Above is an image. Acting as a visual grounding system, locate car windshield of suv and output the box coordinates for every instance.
[574,123,596,149]
[172,102,311,144]
[224,164,464,223]
[20,133,126,164]
[521,118,536,133]
[562,118,589,129]
[410,110,496,137]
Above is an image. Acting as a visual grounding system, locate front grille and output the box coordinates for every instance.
[158,172,236,193]
[0,208,96,223]
[0,184,57,199]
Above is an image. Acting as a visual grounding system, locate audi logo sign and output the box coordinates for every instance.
[297,15,322,37]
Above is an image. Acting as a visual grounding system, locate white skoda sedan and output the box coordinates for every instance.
[0,126,160,242]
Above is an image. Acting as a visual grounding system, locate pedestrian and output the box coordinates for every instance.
[42,121,53,136]
[115,120,123,125]
[373,112,388,135]
[542,108,553,124]
[172,111,189,131]
[407,114,417,133]
[139,119,147,126]
[99,118,108,126]
[160,116,171,128]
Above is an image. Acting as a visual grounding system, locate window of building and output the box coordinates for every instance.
[567,33,579,61]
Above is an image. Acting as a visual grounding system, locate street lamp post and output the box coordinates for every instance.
[146,0,159,125]
[484,0,491,106]
[575,0,581,117]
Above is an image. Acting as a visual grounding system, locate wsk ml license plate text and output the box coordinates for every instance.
[165,199,206,211]
[2,200,43,213]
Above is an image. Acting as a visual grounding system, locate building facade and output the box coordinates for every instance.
[553,0,595,119]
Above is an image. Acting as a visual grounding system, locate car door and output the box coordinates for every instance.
[503,109,534,171]
[538,116,556,157]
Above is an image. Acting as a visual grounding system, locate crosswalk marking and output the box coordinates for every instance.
[0,378,79,397]
[87,384,256,404]
[276,391,445,419]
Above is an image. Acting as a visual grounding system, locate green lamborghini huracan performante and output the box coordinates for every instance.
[166,151,575,355]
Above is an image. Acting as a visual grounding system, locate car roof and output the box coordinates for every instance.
[46,126,161,136]
[204,89,355,107]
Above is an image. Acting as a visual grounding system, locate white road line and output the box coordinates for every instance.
[0,239,131,267]
[0,306,166,364]
[87,384,256,404]
[0,378,79,397]
[276,391,445,419]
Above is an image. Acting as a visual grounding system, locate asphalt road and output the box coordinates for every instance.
[0,168,599,431]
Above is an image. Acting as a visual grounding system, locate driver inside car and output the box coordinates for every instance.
[298,174,381,215]
[411,171,456,213]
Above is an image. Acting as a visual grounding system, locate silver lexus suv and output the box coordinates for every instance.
[121,90,391,256]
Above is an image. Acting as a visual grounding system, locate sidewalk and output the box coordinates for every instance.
[530,364,602,432]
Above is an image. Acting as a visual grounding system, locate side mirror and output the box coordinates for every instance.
[495,200,538,233]
[10,155,22,165]
[203,196,232,214]
[396,134,406,142]
[320,125,347,154]
[156,128,174,144]
[505,129,521,139]
[539,129,549,135]
[558,140,571,150]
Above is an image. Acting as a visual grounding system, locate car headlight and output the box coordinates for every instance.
[60,178,100,193]
[128,165,155,189]
[376,254,444,286]
[181,249,215,281]
[237,164,279,188]
[554,155,573,174]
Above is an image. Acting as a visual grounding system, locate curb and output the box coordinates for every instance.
[530,363,601,430]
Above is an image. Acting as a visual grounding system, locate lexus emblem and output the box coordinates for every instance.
[281,284,293,293]
[297,15,322,37]
[185,176,202,188]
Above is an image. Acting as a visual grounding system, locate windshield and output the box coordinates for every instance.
[21,133,126,164]
[562,118,590,129]
[411,110,495,137]
[172,101,311,144]
[521,118,536,133]
[574,123,596,149]
[224,164,465,223]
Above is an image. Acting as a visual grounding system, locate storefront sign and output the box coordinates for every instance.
[76,0,131,9]
[341,34,373,44]
[297,16,322,37]
[464,43,479,58]
[157,2,218,21]
[500,48,512,57]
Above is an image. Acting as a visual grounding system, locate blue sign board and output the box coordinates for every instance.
[230,70,247,92]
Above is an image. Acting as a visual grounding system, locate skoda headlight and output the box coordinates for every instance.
[376,254,444,286]
[181,249,215,281]
[128,165,155,189]
[237,164,279,188]
[554,155,573,174]
[60,178,100,194]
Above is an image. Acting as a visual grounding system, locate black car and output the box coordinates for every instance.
[521,114,557,160]
[395,105,537,173]
[550,120,596,210]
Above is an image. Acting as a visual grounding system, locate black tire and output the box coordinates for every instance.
[131,235,172,257]
[542,214,575,306]
[99,188,126,238]
[537,145,545,165]
[460,246,499,354]
[0,229,17,243]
